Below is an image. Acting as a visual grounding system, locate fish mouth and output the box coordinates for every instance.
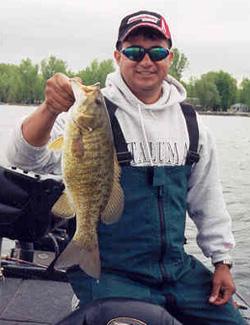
[82,83,100,97]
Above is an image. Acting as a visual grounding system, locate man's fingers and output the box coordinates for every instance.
[209,282,220,304]
[46,92,73,112]
[211,289,232,305]
[44,73,79,114]
[210,264,236,305]
[220,289,231,304]
[54,73,75,98]
[45,83,74,107]
[48,83,75,104]
[44,73,83,115]
[46,73,74,98]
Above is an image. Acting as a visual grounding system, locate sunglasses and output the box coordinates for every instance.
[121,46,170,62]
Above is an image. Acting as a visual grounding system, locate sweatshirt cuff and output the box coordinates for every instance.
[211,253,233,265]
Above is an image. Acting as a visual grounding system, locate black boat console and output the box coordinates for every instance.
[0,165,70,281]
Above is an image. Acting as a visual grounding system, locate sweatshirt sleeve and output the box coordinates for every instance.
[5,112,68,175]
[186,114,235,264]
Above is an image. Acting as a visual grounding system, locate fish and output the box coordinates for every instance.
[48,80,124,279]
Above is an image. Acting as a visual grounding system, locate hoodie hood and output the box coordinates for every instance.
[102,68,187,110]
[101,68,190,167]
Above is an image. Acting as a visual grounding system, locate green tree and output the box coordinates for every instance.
[33,74,45,102]
[192,71,238,111]
[0,65,10,102]
[77,59,115,88]
[169,48,188,81]
[18,58,42,104]
[239,78,250,106]
[194,75,220,110]
[0,63,22,103]
[40,55,68,81]
[205,71,237,111]
[98,59,116,88]
[186,76,196,98]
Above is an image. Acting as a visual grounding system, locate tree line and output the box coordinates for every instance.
[184,72,250,111]
[171,49,250,111]
[0,51,250,111]
[0,56,115,104]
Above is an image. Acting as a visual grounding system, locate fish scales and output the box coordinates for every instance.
[64,116,114,247]
[49,81,124,279]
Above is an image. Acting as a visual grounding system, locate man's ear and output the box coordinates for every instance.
[114,50,121,65]
[169,50,174,64]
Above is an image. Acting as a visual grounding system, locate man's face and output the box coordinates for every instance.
[114,34,174,102]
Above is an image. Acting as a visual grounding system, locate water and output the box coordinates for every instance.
[0,105,36,166]
[0,105,249,294]
[184,115,250,294]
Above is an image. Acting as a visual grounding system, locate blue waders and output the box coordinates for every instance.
[67,100,245,325]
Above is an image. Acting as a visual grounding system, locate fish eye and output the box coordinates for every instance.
[95,98,102,105]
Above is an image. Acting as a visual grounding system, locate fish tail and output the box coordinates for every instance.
[55,238,101,280]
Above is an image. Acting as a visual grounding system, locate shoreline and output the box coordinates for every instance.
[1,103,250,117]
[198,111,250,117]
[0,103,38,107]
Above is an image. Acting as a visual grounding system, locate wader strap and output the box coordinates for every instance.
[180,103,200,165]
[104,97,132,166]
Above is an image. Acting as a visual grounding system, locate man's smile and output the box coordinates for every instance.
[135,70,156,75]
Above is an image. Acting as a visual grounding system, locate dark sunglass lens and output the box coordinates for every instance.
[149,48,169,61]
[122,47,145,61]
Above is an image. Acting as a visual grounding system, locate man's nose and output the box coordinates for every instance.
[140,53,153,65]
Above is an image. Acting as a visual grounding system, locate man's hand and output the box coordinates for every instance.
[22,73,82,146]
[44,73,82,116]
[209,264,236,305]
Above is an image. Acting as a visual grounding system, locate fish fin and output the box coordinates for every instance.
[101,154,124,224]
[52,191,75,218]
[48,137,64,151]
[55,238,101,280]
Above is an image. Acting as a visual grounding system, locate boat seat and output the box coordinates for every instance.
[55,297,182,325]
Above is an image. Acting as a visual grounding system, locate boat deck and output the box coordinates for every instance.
[0,276,74,325]
[0,250,74,325]
[0,255,249,325]
[1,275,250,325]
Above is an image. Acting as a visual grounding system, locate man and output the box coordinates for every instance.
[6,10,245,324]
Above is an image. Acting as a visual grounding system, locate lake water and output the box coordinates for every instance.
[0,105,249,295]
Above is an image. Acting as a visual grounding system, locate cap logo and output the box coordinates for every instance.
[128,14,159,25]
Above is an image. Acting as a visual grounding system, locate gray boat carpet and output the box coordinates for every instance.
[0,278,74,324]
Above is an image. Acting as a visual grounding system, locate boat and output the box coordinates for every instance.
[0,166,249,325]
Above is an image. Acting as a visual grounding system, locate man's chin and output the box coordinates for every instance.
[134,80,156,90]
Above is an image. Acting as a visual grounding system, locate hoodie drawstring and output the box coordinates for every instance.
[137,104,154,167]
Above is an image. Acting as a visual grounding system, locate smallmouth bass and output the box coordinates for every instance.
[48,80,124,279]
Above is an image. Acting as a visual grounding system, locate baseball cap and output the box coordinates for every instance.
[116,10,172,49]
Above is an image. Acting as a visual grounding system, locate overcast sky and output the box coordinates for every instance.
[1,0,250,82]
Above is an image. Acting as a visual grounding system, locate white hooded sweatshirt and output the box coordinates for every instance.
[6,69,235,264]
